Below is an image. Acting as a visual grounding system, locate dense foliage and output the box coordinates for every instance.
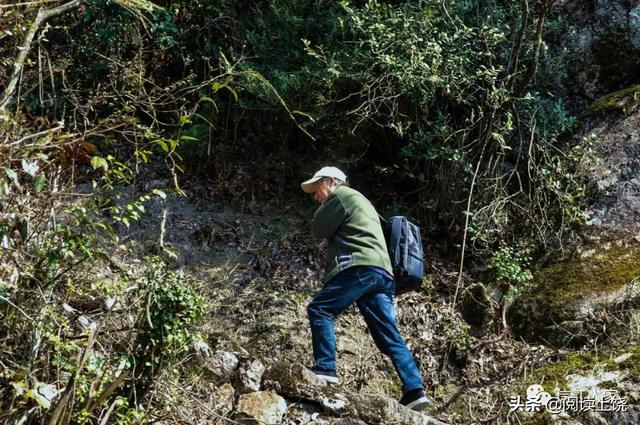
[0,0,600,422]
[2,0,589,248]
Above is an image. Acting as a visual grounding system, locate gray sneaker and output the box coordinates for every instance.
[400,389,430,411]
[310,368,339,385]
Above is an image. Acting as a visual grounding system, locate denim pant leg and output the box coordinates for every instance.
[356,277,424,393]
[307,268,365,372]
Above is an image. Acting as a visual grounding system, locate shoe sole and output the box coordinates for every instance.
[311,373,339,385]
[406,396,429,411]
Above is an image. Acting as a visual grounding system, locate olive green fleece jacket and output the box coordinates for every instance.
[311,185,393,283]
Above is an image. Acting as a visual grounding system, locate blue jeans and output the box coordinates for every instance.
[307,266,424,393]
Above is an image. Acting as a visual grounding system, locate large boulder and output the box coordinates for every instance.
[263,362,447,425]
[578,106,640,233]
[339,393,446,425]
[505,347,640,425]
[550,1,640,106]
[508,238,640,346]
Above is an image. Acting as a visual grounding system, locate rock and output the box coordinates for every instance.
[577,107,640,233]
[566,371,624,396]
[264,362,446,425]
[321,391,447,425]
[614,352,633,364]
[341,393,446,425]
[239,359,266,394]
[337,336,359,355]
[212,383,235,414]
[203,351,239,380]
[554,1,640,104]
[564,370,638,425]
[320,392,350,415]
[286,402,330,425]
[262,362,327,399]
[330,418,368,425]
[508,239,640,346]
[193,338,213,364]
[236,391,287,425]
[632,5,640,47]
[508,348,640,425]
[31,382,63,409]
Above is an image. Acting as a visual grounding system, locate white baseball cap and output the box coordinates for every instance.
[301,166,347,193]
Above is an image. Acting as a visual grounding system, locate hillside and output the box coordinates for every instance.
[1,0,640,424]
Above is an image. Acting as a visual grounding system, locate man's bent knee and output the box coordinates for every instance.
[307,301,323,320]
[307,300,333,322]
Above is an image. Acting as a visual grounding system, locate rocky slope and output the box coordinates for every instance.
[110,174,639,424]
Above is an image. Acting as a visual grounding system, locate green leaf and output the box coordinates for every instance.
[198,96,218,112]
[152,189,166,199]
[34,174,46,193]
[167,139,178,152]
[156,139,169,152]
[226,86,239,102]
[90,156,109,171]
[135,150,150,163]
[211,78,238,101]
[180,135,199,141]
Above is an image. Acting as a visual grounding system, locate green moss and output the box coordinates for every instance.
[580,84,640,119]
[447,395,470,423]
[519,345,640,393]
[528,352,604,390]
[612,345,640,377]
[497,345,638,424]
[509,240,640,338]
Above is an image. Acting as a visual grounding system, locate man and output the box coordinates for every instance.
[301,166,429,411]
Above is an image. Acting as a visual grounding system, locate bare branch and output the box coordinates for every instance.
[0,0,163,112]
[0,0,84,112]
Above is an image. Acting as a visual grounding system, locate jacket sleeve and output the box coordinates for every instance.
[311,195,347,239]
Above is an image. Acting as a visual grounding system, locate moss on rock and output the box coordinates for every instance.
[503,345,639,424]
[580,84,640,120]
[522,345,640,391]
[508,239,640,344]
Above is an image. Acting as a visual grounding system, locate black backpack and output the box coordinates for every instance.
[379,215,425,295]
